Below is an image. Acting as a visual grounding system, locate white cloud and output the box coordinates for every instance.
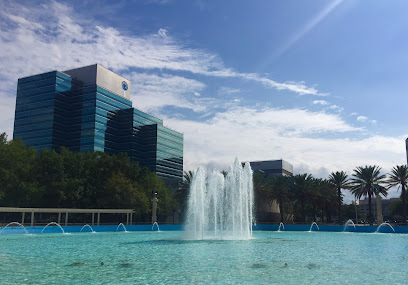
[158,28,167,38]
[164,107,406,202]
[238,75,321,95]
[313,100,328,105]
[128,72,206,113]
[166,108,404,172]
[355,115,376,124]
[0,1,323,96]
[218,87,240,95]
[194,92,201,97]
[0,90,15,137]
[0,0,328,136]
[357,116,368,122]
[329,104,343,112]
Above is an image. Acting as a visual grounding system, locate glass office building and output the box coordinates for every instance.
[13,64,183,182]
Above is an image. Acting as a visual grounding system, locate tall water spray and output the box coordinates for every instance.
[184,158,254,240]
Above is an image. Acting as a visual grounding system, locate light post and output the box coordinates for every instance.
[151,191,158,225]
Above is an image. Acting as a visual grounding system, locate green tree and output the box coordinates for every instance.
[350,166,387,225]
[0,132,7,145]
[253,171,274,214]
[103,172,149,213]
[320,179,338,223]
[342,202,361,221]
[0,138,38,207]
[32,149,65,207]
[292,173,314,222]
[0,134,179,223]
[309,178,336,223]
[389,199,403,221]
[176,170,193,215]
[328,171,351,224]
[386,165,408,224]
[269,175,291,223]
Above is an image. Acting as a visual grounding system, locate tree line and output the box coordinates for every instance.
[0,133,178,223]
[2,131,407,225]
[253,165,408,225]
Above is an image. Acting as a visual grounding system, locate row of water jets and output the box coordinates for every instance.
[276,220,395,233]
[0,222,161,234]
[0,220,397,234]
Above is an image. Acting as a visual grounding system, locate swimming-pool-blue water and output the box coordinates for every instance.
[1,231,407,284]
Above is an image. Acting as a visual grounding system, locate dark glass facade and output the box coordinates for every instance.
[14,67,183,182]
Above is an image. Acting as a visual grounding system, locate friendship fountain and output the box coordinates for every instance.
[1,158,408,283]
[184,158,254,240]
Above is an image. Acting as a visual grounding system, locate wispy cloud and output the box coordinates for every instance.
[239,75,320,95]
[218,87,240,95]
[0,1,323,97]
[0,0,330,137]
[313,100,328,105]
[357,116,368,122]
[329,104,343,112]
[356,115,377,124]
[127,72,206,113]
[167,107,404,171]
[158,28,168,38]
[165,107,406,202]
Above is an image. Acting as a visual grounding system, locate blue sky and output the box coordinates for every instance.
[0,0,407,202]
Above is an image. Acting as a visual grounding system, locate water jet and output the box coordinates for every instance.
[0,222,29,234]
[184,158,254,240]
[308,222,319,232]
[41,222,65,234]
[116,223,128,232]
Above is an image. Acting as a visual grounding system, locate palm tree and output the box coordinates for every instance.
[176,170,194,214]
[319,179,337,223]
[292,173,314,222]
[310,178,335,223]
[269,175,291,223]
[328,171,351,224]
[253,172,274,213]
[386,165,408,224]
[350,166,387,225]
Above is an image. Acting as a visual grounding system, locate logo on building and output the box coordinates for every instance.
[122,81,128,91]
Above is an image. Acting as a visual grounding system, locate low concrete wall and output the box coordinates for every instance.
[1,224,407,234]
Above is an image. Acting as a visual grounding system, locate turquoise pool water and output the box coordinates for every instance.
[1,231,407,284]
